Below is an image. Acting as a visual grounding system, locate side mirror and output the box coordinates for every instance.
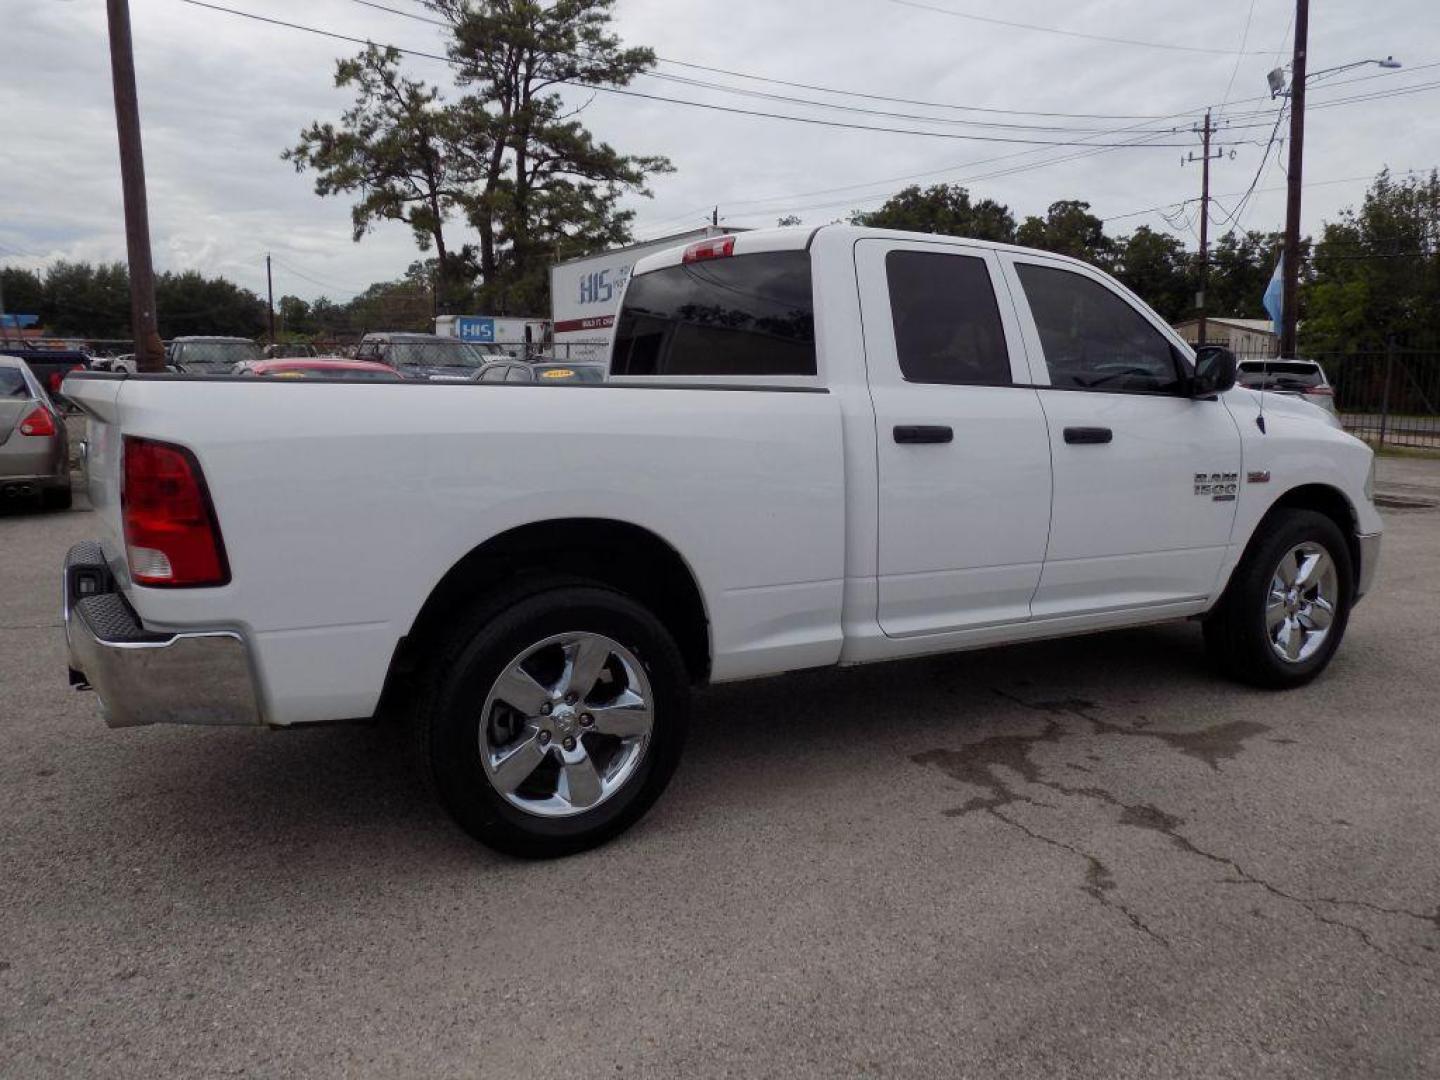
[1191,345,1237,397]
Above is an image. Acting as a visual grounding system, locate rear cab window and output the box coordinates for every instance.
[611,250,815,378]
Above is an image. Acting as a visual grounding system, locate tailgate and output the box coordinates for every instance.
[61,374,128,567]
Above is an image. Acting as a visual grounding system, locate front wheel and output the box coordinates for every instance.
[1204,509,1354,688]
[416,581,690,858]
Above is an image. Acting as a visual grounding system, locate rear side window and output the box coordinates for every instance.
[0,369,30,398]
[611,252,816,377]
[1016,264,1183,394]
[886,251,1011,385]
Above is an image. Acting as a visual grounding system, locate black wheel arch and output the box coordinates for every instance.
[379,519,711,717]
[1219,483,1361,605]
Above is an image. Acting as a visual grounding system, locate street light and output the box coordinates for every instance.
[1269,56,1402,98]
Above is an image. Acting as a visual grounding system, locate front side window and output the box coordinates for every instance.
[886,250,1011,386]
[611,251,815,377]
[1016,264,1183,394]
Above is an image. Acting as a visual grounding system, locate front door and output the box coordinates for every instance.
[857,238,1053,637]
[999,254,1242,617]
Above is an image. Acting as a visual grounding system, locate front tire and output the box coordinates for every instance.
[415,580,690,858]
[1204,509,1354,688]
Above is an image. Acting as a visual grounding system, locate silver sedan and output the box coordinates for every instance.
[0,357,71,510]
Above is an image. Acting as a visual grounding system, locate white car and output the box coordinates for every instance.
[61,226,1381,857]
[1237,358,1337,416]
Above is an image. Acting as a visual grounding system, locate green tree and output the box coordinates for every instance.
[285,45,470,303]
[851,184,1016,242]
[277,295,318,338]
[42,261,131,337]
[155,271,266,338]
[436,0,672,314]
[1205,230,1288,320]
[1016,200,1114,267]
[1,267,45,321]
[1303,168,1440,351]
[1114,226,1194,322]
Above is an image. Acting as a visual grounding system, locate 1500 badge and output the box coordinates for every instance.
[1195,472,1238,501]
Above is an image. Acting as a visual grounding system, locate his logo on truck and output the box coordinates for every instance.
[578,266,632,306]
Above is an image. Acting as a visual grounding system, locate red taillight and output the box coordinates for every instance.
[1304,386,1334,396]
[122,436,229,587]
[18,406,57,437]
[49,372,64,393]
[682,235,735,264]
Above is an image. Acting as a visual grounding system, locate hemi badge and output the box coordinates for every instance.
[1247,470,1271,484]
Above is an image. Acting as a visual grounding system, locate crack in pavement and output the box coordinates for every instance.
[912,690,1439,976]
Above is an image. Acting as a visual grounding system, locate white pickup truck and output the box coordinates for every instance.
[62,226,1381,857]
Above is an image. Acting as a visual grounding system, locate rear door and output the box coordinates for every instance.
[999,254,1242,616]
[857,239,1053,637]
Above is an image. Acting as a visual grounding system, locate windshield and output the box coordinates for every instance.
[386,340,501,369]
[176,341,263,368]
[0,369,31,398]
[1238,361,1324,390]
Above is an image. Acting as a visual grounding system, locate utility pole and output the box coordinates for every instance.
[105,0,163,372]
[1280,0,1309,359]
[266,253,276,345]
[1184,110,1221,347]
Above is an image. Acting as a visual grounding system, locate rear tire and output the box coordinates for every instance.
[414,578,690,858]
[1203,509,1353,689]
[43,485,72,511]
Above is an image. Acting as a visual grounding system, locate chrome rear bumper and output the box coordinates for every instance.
[63,542,262,728]
[1355,531,1381,603]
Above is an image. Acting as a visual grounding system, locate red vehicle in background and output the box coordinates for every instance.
[233,358,404,381]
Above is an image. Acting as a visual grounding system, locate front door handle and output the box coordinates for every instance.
[1063,426,1113,445]
[894,425,953,444]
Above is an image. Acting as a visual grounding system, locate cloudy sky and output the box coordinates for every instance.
[3,0,1437,305]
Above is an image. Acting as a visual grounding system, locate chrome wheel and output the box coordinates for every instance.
[1266,542,1339,664]
[478,632,654,818]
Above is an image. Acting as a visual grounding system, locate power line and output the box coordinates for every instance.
[880,0,1275,56]
[176,0,1245,149]
[1216,0,1259,119]
[344,0,1197,121]
[1100,167,1438,225]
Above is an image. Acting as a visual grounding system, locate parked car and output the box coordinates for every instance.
[263,343,319,360]
[90,353,136,374]
[0,348,89,400]
[355,332,506,380]
[1,356,70,510]
[474,360,607,383]
[166,336,263,374]
[1237,358,1337,415]
[234,358,404,381]
[60,225,1380,858]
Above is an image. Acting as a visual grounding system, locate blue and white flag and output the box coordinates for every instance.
[1262,256,1284,336]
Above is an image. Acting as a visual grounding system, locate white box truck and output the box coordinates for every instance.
[549,227,736,363]
[433,315,551,359]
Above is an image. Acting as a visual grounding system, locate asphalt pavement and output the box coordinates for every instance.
[2,466,1438,1078]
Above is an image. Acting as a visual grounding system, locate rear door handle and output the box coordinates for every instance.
[1063,426,1113,445]
[893,425,953,444]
